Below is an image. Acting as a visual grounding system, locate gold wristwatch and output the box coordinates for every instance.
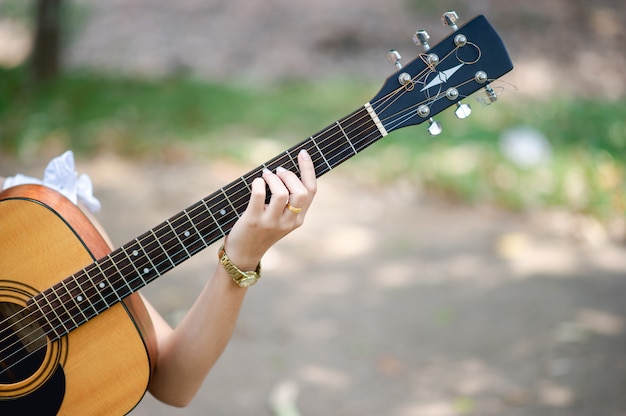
[218,243,261,288]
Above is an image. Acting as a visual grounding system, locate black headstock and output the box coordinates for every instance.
[370,13,513,136]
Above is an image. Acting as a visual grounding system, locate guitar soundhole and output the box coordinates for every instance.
[0,301,48,384]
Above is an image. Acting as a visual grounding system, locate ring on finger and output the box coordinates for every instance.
[286,202,303,214]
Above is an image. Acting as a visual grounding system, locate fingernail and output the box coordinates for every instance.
[276,166,287,173]
[299,149,310,160]
[263,168,271,175]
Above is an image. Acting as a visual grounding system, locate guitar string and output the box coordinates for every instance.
[0,76,404,341]
[0,55,435,336]
[0,80,416,373]
[0,101,391,367]
[0,60,447,370]
[0,29,481,342]
[0,48,473,376]
[0,57,451,371]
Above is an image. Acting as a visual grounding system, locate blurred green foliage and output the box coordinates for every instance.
[0,67,624,221]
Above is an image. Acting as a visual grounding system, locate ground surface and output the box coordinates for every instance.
[2,1,626,415]
[2,153,625,416]
[97,157,626,416]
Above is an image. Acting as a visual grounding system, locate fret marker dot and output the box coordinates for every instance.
[99,282,106,288]
[77,295,83,302]
[132,250,139,256]
[220,209,226,215]
[143,267,150,274]
[184,230,190,237]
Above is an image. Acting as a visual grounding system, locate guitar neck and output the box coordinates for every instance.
[29,103,387,340]
[27,12,514,341]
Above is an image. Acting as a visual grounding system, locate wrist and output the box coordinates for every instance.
[221,236,265,270]
[218,243,262,288]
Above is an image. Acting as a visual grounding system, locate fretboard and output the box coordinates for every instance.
[28,103,388,341]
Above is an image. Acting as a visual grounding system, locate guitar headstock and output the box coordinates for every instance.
[371,12,513,136]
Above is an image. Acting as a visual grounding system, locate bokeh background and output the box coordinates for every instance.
[1,1,625,415]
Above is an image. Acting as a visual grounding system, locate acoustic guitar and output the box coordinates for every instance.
[0,13,513,415]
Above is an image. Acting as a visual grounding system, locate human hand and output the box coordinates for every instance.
[222,149,317,270]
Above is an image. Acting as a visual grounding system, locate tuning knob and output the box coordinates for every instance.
[454,102,472,119]
[412,30,431,51]
[442,11,459,31]
[484,84,498,103]
[428,118,443,136]
[386,50,403,69]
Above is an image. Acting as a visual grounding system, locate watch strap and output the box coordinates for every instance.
[218,243,261,288]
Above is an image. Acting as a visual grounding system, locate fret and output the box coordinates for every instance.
[241,176,252,193]
[263,152,292,174]
[77,267,108,314]
[150,229,176,269]
[134,237,161,282]
[28,297,62,341]
[68,273,98,320]
[264,155,286,173]
[32,292,64,340]
[284,149,299,174]
[94,255,125,306]
[191,199,225,243]
[202,199,226,237]
[100,254,133,299]
[288,142,315,172]
[237,174,258,203]
[310,135,333,172]
[46,286,73,334]
[314,123,357,170]
[91,260,119,307]
[182,208,210,249]
[235,174,254,202]
[220,188,237,216]
[206,195,240,236]
[341,107,380,154]
[336,120,358,155]
[161,219,195,263]
[60,278,89,325]
[166,219,192,258]
[106,251,136,295]
[119,245,146,292]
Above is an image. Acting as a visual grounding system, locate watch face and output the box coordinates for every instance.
[238,276,258,288]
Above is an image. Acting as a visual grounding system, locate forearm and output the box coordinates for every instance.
[144,150,316,406]
[147,265,248,407]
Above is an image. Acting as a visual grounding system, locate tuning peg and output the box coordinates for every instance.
[442,11,459,31]
[386,50,403,69]
[484,84,498,103]
[428,118,442,136]
[412,30,431,51]
[445,87,471,119]
[454,102,472,119]
[473,71,498,103]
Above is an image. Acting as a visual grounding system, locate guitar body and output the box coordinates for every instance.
[0,185,154,415]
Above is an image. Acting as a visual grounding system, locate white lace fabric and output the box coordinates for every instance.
[2,150,101,213]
